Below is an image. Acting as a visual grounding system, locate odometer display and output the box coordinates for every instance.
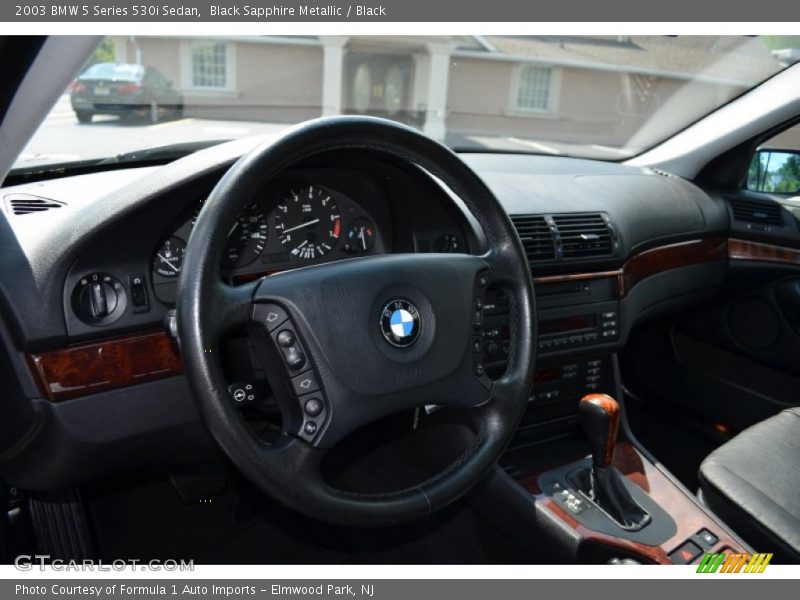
[275,185,342,260]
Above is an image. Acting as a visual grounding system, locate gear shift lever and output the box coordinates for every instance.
[579,394,620,469]
[570,393,651,531]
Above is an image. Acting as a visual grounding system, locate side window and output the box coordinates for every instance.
[746,122,800,194]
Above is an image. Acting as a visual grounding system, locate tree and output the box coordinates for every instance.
[775,154,800,194]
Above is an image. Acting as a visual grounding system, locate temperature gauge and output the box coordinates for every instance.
[344,218,376,253]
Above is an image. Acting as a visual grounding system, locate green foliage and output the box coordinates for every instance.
[762,36,800,51]
[748,151,800,194]
[775,154,800,193]
[84,37,115,68]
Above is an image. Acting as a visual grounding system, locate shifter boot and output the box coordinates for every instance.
[569,466,652,531]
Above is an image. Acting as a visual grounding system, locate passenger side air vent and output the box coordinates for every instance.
[552,213,614,259]
[729,198,783,226]
[5,193,65,215]
[510,214,556,262]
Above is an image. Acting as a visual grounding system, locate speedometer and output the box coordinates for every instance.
[222,202,269,269]
[274,185,342,260]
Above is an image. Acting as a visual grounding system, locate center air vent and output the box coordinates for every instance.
[552,213,614,259]
[728,198,783,226]
[510,214,556,262]
[5,193,65,215]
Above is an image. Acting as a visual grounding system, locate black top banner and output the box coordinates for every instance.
[2,0,798,22]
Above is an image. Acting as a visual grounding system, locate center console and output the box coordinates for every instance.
[482,276,620,448]
[474,276,750,564]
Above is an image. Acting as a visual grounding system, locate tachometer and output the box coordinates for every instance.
[222,202,269,269]
[275,185,342,260]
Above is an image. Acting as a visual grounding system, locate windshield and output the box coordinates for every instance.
[15,35,800,170]
[78,62,144,81]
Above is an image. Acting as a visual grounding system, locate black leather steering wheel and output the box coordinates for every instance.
[177,116,536,526]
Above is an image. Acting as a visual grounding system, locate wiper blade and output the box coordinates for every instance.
[97,139,228,165]
[6,139,228,184]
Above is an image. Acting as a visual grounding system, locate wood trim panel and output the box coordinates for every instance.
[519,441,747,564]
[619,237,728,297]
[533,237,729,298]
[533,270,622,287]
[728,238,800,267]
[28,331,182,402]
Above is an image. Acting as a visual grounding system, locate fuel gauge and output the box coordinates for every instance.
[153,237,186,278]
[344,218,376,253]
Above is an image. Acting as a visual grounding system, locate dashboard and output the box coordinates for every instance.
[3,137,800,490]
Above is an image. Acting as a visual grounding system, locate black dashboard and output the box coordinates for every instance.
[2,136,798,490]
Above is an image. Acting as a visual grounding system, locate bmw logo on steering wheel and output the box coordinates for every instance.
[380,299,421,348]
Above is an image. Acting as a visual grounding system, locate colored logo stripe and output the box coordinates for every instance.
[696,553,772,573]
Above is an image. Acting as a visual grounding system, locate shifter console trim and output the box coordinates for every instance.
[519,442,749,564]
[539,457,676,545]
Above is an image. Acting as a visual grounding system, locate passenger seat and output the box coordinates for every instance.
[698,407,800,563]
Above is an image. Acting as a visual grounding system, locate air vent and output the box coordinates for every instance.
[5,193,65,215]
[510,214,556,262]
[552,213,614,259]
[729,198,783,226]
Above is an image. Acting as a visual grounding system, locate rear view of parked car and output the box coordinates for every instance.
[70,62,183,124]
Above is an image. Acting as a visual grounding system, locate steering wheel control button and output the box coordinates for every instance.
[227,382,257,404]
[303,421,318,435]
[380,298,421,348]
[304,398,324,417]
[472,337,483,354]
[291,371,320,396]
[472,354,492,390]
[276,329,295,347]
[284,347,306,370]
[253,303,289,332]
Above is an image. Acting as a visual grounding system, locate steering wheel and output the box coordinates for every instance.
[177,116,536,526]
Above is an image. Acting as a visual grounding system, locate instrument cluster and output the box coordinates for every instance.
[151,181,386,306]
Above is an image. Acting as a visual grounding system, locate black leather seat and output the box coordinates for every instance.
[699,407,800,563]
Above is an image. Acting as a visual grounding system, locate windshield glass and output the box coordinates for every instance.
[78,62,144,81]
[15,35,800,170]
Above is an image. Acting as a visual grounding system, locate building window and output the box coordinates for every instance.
[190,41,229,89]
[515,65,553,112]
